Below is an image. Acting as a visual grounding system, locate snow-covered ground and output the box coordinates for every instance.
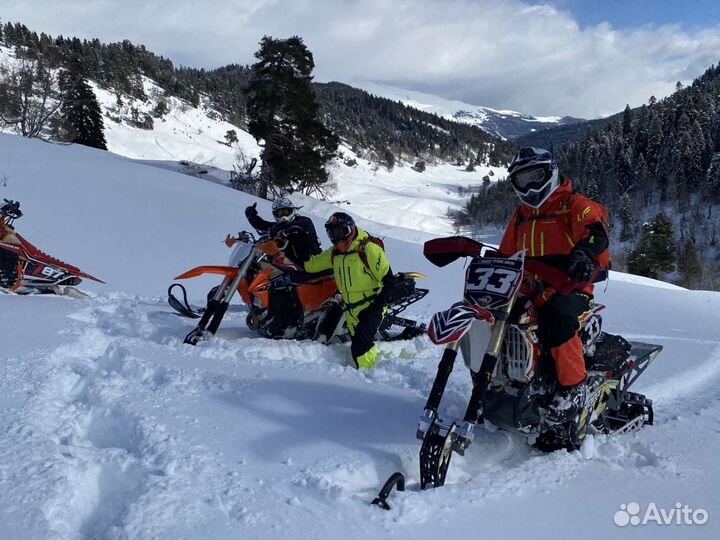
[1,133,719,539]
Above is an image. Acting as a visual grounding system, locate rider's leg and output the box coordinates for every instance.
[537,291,593,387]
[0,250,21,291]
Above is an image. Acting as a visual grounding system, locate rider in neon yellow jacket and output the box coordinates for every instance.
[305,212,392,369]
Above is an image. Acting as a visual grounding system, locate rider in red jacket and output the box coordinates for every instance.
[499,148,610,421]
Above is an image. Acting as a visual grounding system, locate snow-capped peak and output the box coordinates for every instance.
[346,80,584,139]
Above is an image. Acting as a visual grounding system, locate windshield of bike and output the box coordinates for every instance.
[464,250,525,310]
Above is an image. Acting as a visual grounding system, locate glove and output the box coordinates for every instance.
[245,203,258,219]
[377,274,410,305]
[568,249,596,283]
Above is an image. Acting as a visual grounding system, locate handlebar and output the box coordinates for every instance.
[424,235,600,296]
[1,199,22,224]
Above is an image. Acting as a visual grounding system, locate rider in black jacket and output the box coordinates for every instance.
[244,197,322,337]
[245,198,321,265]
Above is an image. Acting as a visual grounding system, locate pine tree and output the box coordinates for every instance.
[622,104,633,141]
[635,153,651,204]
[706,152,720,202]
[626,213,677,279]
[646,112,664,174]
[677,240,702,287]
[584,176,600,202]
[58,63,107,149]
[245,36,338,196]
[619,192,635,241]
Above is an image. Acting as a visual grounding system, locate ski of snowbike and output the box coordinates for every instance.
[168,283,204,318]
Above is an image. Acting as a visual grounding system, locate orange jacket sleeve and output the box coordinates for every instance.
[568,195,608,244]
[498,209,519,256]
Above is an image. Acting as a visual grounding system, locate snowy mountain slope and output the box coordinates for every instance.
[349,81,585,140]
[1,133,719,539]
[0,44,506,238]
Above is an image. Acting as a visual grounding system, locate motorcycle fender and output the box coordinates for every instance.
[428,303,495,345]
[175,265,239,280]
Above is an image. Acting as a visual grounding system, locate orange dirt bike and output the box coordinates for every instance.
[168,231,429,345]
[0,199,104,298]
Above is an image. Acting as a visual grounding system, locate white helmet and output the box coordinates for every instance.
[271,197,299,222]
[508,147,560,208]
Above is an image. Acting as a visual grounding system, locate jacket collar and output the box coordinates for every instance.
[518,177,573,214]
[336,228,366,253]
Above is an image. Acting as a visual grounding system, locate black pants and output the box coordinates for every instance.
[350,299,384,363]
[537,291,592,386]
[537,291,592,349]
[0,249,20,289]
[267,288,301,334]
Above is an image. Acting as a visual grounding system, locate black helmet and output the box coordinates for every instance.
[325,212,356,247]
[508,147,560,208]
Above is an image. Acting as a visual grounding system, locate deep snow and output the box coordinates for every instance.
[1,133,720,540]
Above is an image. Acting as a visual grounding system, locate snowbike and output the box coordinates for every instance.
[0,199,104,298]
[169,231,429,345]
[414,236,662,489]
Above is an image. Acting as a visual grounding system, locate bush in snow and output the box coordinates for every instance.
[224,129,238,146]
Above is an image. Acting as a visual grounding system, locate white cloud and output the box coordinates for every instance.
[3,0,720,117]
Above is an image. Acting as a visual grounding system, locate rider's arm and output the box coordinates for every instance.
[300,217,322,255]
[569,196,609,258]
[245,211,274,235]
[304,248,333,273]
[364,242,391,284]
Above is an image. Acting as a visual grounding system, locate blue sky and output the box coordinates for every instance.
[3,0,720,118]
[551,0,720,30]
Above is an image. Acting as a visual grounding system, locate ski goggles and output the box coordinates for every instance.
[326,223,353,244]
[510,164,553,192]
[272,207,294,219]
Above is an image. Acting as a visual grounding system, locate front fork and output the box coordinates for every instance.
[185,248,257,344]
[417,319,507,454]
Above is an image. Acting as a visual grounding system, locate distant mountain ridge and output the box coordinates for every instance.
[347,80,586,140]
[0,20,516,167]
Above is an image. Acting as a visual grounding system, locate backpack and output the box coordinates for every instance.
[332,234,385,272]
